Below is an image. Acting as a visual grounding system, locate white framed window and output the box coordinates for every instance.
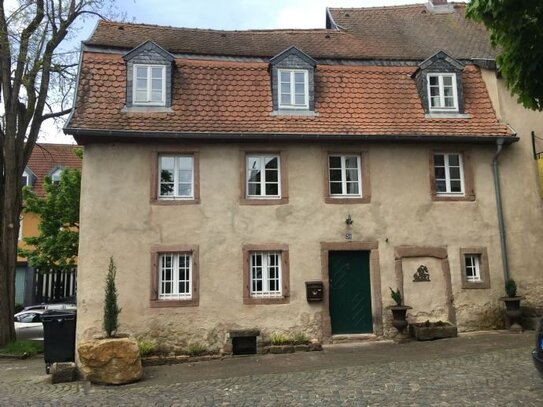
[278,69,308,109]
[434,153,464,195]
[21,170,30,187]
[158,253,192,300]
[133,64,166,106]
[159,155,194,199]
[328,155,362,197]
[464,254,481,283]
[246,155,280,198]
[50,168,62,185]
[250,252,282,298]
[427,73,458,112]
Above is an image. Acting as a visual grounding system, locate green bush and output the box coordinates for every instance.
[0,340,43,357]
[138,339,157,357]
[187,342,207,356]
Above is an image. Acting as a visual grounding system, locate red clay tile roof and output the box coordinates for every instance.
[27,144,82,197]
[85,20,392,60]
[67,52,512,139]
[328,3,496,60]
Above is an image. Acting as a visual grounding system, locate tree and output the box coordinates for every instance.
[103,257,121,338]
[19,163,81,272]
[0,1,114,347]
[466,0,543,110]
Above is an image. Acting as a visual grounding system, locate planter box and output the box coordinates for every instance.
[409,321,458,341]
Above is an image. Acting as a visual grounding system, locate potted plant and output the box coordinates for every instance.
[387,287,412,335]
[77,257,143,384]
[499,278,523,332]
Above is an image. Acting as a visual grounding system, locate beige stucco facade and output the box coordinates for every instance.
[76,134,533,349]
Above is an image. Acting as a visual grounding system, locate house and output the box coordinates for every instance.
[64,0,541,352]
[17,143,81,307]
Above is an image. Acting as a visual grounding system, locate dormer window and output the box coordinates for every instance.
[134,65,166,106]
[50,168,63,184]
[413,51,464,116]
[428,73,458,112]
[270,46,316,115]
[279,69,308,109]
[22,170,30,187]
[123,41,174,109]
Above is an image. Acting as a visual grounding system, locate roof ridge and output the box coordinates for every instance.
[328,2,466,12]
[98,20,342,35]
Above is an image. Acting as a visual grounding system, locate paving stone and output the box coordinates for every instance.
[1,331,542,406]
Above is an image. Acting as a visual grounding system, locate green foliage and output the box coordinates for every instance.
[505,278,518,297]
[389,287,403,306]
[466,0,543,110]
[187,342,207,356]
[291,331,309,345]
[103,257,121,337]
[270,332,290,345]
[0,340,43,357]
[19,164,81,272]
[137,339,157,357]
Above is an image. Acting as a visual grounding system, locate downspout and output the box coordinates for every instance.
[492,138,509,282]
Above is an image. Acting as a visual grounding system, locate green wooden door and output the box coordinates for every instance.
[329,251,373,334]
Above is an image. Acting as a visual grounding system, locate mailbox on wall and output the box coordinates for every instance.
[305,281,324,302]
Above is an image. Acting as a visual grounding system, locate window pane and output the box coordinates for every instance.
[434,155,445,166]
[135,89,147,102]
[136,78,147,91]
[450,180,462,192]
[294,72,305,83]
[280,71,290,83]
[345,157,359,169]
[151,90,162,102]
[434,167,446,180]
[294,94,305,105]
[330,182,343,194]
[136,66,147,79]
[346,169,359,182]
[248,169,261,183]
[266,169,278,182]
[448,155,459,166]
[248,183,260,195]
[152,78,162,91]
[329,169,342,182]
[295,83,305,94]
[265,157,278,169]
[449,167,461,180]
[329,156,341,168]
[444,97,455,107]
[346,182,359,194]
[151,67,163,79]
[429,76,438,86]
[436,180,447,193]
[178,184,192,196]
[265,183,279,196]
[442,76,453,86]
[280,94,290,105]
[178,157,193,170]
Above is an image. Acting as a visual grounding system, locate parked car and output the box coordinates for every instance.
[14,304,77,341]
[532,318,543,377]
[14,309,45,341]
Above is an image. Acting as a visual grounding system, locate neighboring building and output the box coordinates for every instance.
[65,0,542,351]
[17,143,82,306]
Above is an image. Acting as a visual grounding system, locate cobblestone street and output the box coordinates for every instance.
[1,331,542,406]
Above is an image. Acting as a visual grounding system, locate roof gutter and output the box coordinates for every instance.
[63,128,519,145]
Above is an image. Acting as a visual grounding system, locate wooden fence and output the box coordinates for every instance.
[34,268,77,304]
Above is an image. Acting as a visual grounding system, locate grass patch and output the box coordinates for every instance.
[292,331,309,345]
[270,332,290,345]
[0,340,43,357]
[187,342,207,356]
[137,339,157,357]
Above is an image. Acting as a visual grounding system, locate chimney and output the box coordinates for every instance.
[426,0,454,13]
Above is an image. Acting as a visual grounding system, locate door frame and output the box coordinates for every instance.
[320,241,383,342]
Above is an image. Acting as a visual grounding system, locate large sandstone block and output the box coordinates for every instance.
[77,337,143,385]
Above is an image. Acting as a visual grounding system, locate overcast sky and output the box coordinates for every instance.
[43,0,467,143]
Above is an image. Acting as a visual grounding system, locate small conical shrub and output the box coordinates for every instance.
[103,257,121,337]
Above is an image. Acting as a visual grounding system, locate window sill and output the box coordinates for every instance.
[150,299,199,308]
[425,113,470,119]
[243,296,289,305]
[432,194,475,202]
[240,197,289,205]
[151,198,201,205]
[271,110,318,117]
[123,106,173,113]
[325,196,370,204]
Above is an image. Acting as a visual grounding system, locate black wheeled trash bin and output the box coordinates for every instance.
[41,310,77,374]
